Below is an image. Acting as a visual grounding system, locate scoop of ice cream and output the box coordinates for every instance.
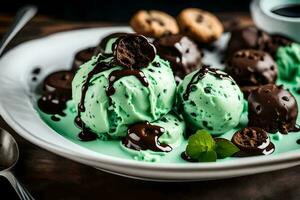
[248,84,299,134]
[154,34,202,79]
[72,55,176,138]
[276,43,300,82]
[177,66,244,135]
[225,49,277,86]
[227,26,270,56]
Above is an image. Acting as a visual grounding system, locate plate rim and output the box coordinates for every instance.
[0,26,300,172]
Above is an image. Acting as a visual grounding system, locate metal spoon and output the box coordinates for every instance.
[0,129,34,199]
[0,6,37,57]
[0,5,37,200]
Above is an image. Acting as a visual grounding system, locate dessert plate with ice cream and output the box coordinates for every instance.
[0,9,300,181]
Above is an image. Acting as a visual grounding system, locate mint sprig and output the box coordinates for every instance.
[215,138,240,159]
[185,130,239,162]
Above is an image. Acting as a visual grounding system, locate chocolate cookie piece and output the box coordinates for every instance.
[177,8,224,44]
[114,34,156,69]
[130,10,179,38]
[248,84,299,134]
[240,85,260,99]
[97,32,128,55]
[226,26,270,56]
[265,34,293,57]
[38,71,74,116]
[43,70,74,97]
[72,47,97,71]
[225,49,277,87]
[232,127,274,156]
[154,34,202,79]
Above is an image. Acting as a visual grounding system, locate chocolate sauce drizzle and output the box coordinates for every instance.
[76,59,111,141]
[106,69,149,96]
[183,65,233,100]
[122,122,172,152]
[77,54,151,140]
[78,61,111,113]
[181,152,197,162]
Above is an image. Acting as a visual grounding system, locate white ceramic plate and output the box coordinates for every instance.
[1,26,300,182]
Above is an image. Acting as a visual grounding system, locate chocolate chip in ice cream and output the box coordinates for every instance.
[114,34,156,69]
[248,84,299,134]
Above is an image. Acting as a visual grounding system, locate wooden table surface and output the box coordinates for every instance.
[1,12,300,200]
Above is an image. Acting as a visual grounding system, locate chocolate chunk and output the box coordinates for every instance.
[154,34,202,79]
[122,122,172,152]
[97,32,128,54]
[72,47,97,71]
[248,84,299,134]
[43,71,74,96]
[38,70,74,117]
[240,85,260,99]
[225,49,277,88]
[226,26,270,57]
[265,34,293,57]
[114,34,156,69]
[232,127,274,156]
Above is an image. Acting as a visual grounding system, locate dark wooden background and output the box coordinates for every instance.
[1,0,251,21]
[1,12,300,200]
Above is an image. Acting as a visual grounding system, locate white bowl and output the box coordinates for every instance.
[251,0,300,42]
[1,27,300,181]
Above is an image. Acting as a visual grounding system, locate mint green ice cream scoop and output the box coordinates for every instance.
[72,55,177,138]
[177,67,244,135]
[276,43,300,82]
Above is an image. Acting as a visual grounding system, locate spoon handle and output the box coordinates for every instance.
[0,6,37,57]
[1,171,34,200]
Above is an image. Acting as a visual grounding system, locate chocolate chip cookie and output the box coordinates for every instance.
[130,10,179,38]
[177,8,224,44]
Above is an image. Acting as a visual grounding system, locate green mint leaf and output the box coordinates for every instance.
[186,129,215,160]
[215,138,239,159]
[198,150,217,162]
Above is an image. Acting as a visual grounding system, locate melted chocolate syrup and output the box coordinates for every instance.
[272,4,300,18]
[76,60,111,140]
[106,69,149,96]
[51,115,60,122]
[78,61,110,112]
[181,152,197,162]
[183,65,233,100]
[122,122,172,152]
[38,93,67,117]
[78,128,98,141]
